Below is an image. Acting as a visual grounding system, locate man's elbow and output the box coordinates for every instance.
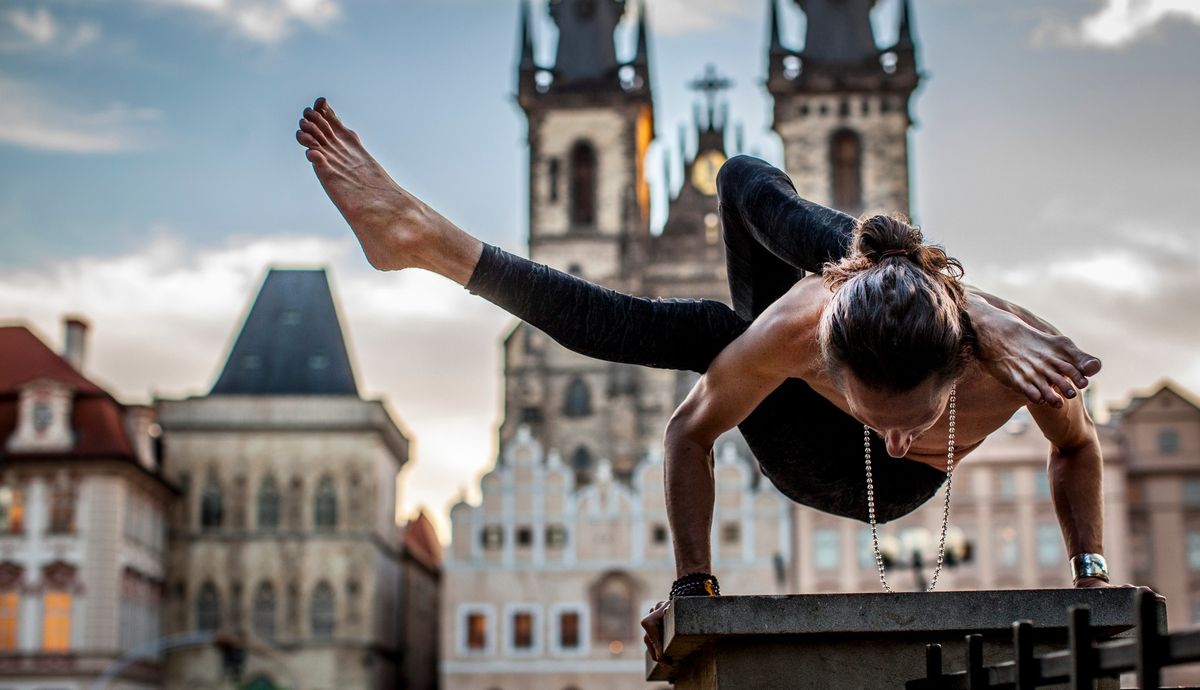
[1050,429,1101,461]
[664,407,715,453]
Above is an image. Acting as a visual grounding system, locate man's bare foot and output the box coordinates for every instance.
[295,97,481,282]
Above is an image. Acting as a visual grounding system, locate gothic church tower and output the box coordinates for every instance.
[766,0,920,216]
[504,0,656,482]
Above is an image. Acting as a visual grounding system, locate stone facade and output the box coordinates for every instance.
[767,0,920,218]
[154,269,420,690]
[1117,382,1200,685]
[442,430,789,690]
[787,407,1133,594]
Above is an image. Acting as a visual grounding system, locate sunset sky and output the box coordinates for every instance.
[2,0,1198,538]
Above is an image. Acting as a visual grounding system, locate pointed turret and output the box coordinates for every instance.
[518,0,535,71]
[633,0,649,67]
[890,0,919,93]
[896,0,915,51]
[516,0,538,99]
[768,0,786,55]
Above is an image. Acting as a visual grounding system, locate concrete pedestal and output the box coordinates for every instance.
[645,589,1166,689]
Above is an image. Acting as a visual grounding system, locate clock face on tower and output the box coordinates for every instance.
[690,150,726,196]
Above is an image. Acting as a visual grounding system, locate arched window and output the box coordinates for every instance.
[564,378,592,417]
[313,476,337,530]
[571,446,594,486]
[569,140,597,227]
[591,571,637,644]
[310,582,335,639]
[257,477,280,530]
[200,476,223,530]
[252,582,275,640]
[286,476,303,529]
[830,129,863,214]
[196,582,220,632]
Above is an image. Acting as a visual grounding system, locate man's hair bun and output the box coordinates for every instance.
[823,214,965,288]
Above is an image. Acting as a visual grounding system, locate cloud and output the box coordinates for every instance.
[970,222,1200,414]
[8,7,56,44]
[147,0,340,43]
[644,0,754,36]
[0,74,160,153]
[1033,0,1200,48]
[0,232,510,538]
[1,6,100,54]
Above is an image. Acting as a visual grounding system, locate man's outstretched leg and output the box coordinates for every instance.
[296,97,483,285]
[295,97,748,373]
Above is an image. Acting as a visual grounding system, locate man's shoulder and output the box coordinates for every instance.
[745,277,828,377]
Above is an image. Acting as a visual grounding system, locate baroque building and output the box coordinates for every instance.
[0,319,172,690]
[155,269,419,690]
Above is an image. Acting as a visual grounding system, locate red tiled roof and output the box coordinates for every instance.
[0,325,134,460]
[401,511,443,570]
[0,326,102,393]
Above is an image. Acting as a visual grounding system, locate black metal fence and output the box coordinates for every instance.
[905,588,1200,689]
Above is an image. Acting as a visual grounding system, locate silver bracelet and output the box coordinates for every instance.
[1070,552,1109,583]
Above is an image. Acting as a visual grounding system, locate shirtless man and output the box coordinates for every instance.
[294,98,1115,663]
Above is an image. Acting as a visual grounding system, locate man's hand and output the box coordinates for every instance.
[968,293,1101,407]
[642,600,670,664]
[1074,578,1167,601]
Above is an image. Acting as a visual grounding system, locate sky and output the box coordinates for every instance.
[1,0,1198,540]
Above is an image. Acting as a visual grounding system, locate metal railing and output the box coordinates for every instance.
[906,588,1200,689]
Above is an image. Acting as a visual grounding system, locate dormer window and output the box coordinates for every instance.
[6,380,74,454]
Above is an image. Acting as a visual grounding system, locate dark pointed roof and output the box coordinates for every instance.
[211,269,358,396]
[548,0,627,84]
[795,0,880,64]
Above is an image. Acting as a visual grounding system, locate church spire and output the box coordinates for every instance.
[548,0,627,85]
[896,0,915,51]
[796,0,879,65]
[517,0,535,72]
[633,0,649,67]
[768,0,785,55]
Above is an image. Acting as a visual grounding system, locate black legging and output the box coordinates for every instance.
[466,155,945,522]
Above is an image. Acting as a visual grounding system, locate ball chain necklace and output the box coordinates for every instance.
[864,383,956,593]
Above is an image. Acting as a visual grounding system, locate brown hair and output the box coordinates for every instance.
[819,214,973,392]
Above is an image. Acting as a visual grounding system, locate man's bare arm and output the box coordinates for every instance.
[663,299,802,577]
[1027,389,1106,585]
[965,287,1102,408]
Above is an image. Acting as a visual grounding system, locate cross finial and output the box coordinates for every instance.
[687,63,734,130]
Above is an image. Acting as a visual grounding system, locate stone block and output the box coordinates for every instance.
[646,589,1166,689]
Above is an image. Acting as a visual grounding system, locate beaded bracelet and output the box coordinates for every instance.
[670,572,720,599]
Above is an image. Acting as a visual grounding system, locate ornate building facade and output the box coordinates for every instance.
[155,269,418,690]
[0,319,173,690]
